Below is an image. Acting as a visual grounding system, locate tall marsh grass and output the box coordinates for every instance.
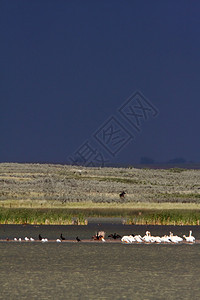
[0,208,88,225]
[126,210,200,225]
[0,207,200,225]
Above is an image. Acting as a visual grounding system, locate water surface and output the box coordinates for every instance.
[0,224,200,299]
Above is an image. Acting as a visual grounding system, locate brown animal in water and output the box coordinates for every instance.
[92,231,105,241]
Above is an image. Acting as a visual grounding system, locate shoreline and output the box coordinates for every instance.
[0,239,199,244]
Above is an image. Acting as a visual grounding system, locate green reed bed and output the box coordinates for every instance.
[0,207,200,225]
[69,208,200,225]
[0,208,88,225]
[126,210,200,225]
[0,207,135,224]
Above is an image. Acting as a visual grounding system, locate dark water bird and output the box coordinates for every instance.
[60,233,65,240]
[39,234,42,241]
[76,236,81,242]
[108,233,122,239]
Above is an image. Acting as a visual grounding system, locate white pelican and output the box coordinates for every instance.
[183,230,195,243]
[143,231,153,243]
[121,235,132,244]
[18,238,22,242]
[169,232,183,243]
[151,236,162,243]
[128,235,136,243]
[56,239,61,243]
[25,237,29,241]
[30,238,35,242]
[134,235,143,243]
[160,235,171,243]
[14,238,17,241]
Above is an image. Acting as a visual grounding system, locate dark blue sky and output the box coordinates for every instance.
[1,1,200,165]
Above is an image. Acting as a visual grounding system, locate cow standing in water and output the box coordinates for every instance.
[119,191,126,199]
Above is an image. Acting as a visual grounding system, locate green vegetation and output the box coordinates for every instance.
[1,163,200,224]
[0,207,200,225]
[0,208,87,225]
[126,210,200,225]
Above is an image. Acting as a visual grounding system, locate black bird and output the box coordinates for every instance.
[108,233,122,239]
[76,236,81,242]
[39,234,42,241]
[60,233,65,240]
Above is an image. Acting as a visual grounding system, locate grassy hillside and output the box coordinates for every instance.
[1,163,200,224]
[1,163,200,206]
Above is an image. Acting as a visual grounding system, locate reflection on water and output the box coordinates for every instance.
[0,224,200,299]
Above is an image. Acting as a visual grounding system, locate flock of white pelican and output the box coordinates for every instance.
[121,230,196,244]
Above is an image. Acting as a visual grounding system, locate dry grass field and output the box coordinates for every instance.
[1,163,200,206]
[1,163,200,224]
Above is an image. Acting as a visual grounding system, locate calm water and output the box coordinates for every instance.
[0,223,200,300]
